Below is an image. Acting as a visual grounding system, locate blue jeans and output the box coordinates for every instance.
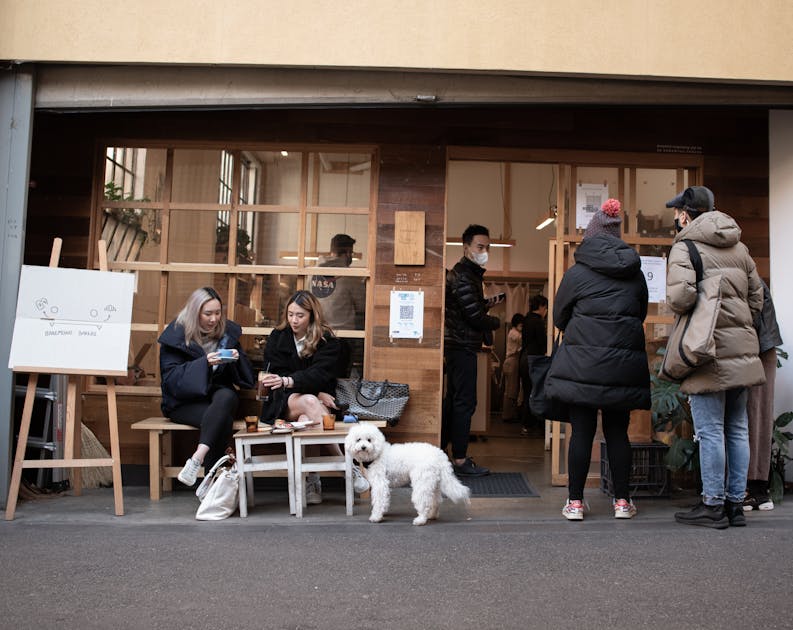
[689,388,750,506]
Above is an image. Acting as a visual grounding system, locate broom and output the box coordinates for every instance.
[80,423,113,488]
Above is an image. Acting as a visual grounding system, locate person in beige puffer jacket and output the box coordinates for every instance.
[666,187,765,530]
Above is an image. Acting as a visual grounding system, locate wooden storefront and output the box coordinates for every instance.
[23,106,770,471]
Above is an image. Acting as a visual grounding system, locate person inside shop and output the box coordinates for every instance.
[519,294,549,437]
[442,224,501,477]
[258,289,368,503]
[666,186,765,529]
[545,199,651,521]
[310,233,366,376]
[501,313,524,424]
[745,280,783,511]
[159,286,255,487]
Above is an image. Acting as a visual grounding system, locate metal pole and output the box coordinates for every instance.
[0,65,34,507]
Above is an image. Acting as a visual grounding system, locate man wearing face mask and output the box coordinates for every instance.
[665,189,687,233]
[442,224,501,476]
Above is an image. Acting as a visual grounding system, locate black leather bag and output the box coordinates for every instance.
[528,336,569,421]
[335,378,409,426]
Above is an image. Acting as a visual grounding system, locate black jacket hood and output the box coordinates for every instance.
[574,235,641,279]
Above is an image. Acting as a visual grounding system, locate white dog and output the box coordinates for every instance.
[345,423,471,525]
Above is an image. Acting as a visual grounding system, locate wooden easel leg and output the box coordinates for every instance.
[106,379,124,515]
[63,377,82,495]
[5,375,38,520]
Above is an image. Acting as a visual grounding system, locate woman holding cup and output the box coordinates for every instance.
[159,287,255,487]
[259,290,365,502]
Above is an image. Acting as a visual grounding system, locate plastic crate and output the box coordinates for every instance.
[600,441,671,498]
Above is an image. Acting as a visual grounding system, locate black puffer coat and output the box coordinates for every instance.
[159,319,255,415]
[444,256,500,352]
[545,234,651,410]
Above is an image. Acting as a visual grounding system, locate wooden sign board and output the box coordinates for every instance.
[8,265,134,375]
[394,210,425,266]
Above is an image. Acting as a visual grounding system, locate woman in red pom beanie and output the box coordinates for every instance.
[545,198,651,521]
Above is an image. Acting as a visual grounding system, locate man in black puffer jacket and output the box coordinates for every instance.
[443,224,501,476]
[545,199,650,521]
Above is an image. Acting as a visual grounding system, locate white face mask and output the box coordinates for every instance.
[470,251,488,267]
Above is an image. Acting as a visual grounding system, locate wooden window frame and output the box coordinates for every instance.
[88,141,379,395]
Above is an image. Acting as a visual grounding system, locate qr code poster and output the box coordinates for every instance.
[389,290,424,340]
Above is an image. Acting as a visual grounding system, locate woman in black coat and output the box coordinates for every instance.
[159,287,255,486]
[258,290,343,425]
[545,199,650,521]
[258,290,357,504]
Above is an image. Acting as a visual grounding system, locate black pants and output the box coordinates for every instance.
[442,348,477,460]
[169,387,239,472]
[519,354,544,429]
[567,404,631,501]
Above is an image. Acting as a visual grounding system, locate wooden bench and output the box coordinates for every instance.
[131,417,245,500]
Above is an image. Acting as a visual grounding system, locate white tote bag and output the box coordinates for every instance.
[195,454,240,521]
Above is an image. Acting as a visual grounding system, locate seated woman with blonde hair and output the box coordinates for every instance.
[159,287,255,487]
[259,290,367,502]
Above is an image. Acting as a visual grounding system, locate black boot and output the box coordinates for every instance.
[674,501,729,529]
[725,500,746,527]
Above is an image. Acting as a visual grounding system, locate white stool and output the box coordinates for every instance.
[292,424,353,518]
[233,430,296,517]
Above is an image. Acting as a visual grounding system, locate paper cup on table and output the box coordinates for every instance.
[322,414,335,430]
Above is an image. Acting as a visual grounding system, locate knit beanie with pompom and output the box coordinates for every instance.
[583,198,622,239]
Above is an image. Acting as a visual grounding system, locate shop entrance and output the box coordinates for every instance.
[445,149,702,490]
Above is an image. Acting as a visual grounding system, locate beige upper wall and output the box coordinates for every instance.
[3,0,793,83]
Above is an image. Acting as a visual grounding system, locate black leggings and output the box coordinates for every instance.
[169,387,239,472]
[567,404,631,501]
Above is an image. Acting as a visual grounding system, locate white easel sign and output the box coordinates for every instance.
[389,290,424,340]
[576,183,609,230]
[8,266,135,374]
[640,256,667,303]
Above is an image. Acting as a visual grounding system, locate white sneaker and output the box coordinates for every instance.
[613,498,638,519]
[562,499,584,521]
[306,473,322,505]
[177,457,201,487]
[352,465,370,494]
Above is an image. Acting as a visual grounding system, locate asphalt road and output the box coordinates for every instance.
[2,488,792,630]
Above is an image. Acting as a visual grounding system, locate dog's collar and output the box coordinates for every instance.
[354,458,372,469]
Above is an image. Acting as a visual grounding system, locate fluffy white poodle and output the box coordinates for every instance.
[345,423,471,525]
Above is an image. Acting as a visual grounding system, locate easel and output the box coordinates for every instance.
[5,238,125,520]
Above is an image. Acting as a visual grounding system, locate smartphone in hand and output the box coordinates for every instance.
[485,292,506,308]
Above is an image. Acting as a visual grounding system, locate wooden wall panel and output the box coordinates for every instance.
[371,144,446,443]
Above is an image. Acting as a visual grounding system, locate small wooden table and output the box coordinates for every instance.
[292,423,354,518]
[233,429,296,517]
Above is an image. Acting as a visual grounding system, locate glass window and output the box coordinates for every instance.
[104,147,166,203]
[308,152,371,207]
[165,273,230,323]
[126,330,160,387]
[635,168,689,238]
[237,211,300,266]
[237,273,298,328]
[131,271,161,325]
[168,209,226,264]
[172,149,228,204]
[242,150,302,205]
[303,213,369,268]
